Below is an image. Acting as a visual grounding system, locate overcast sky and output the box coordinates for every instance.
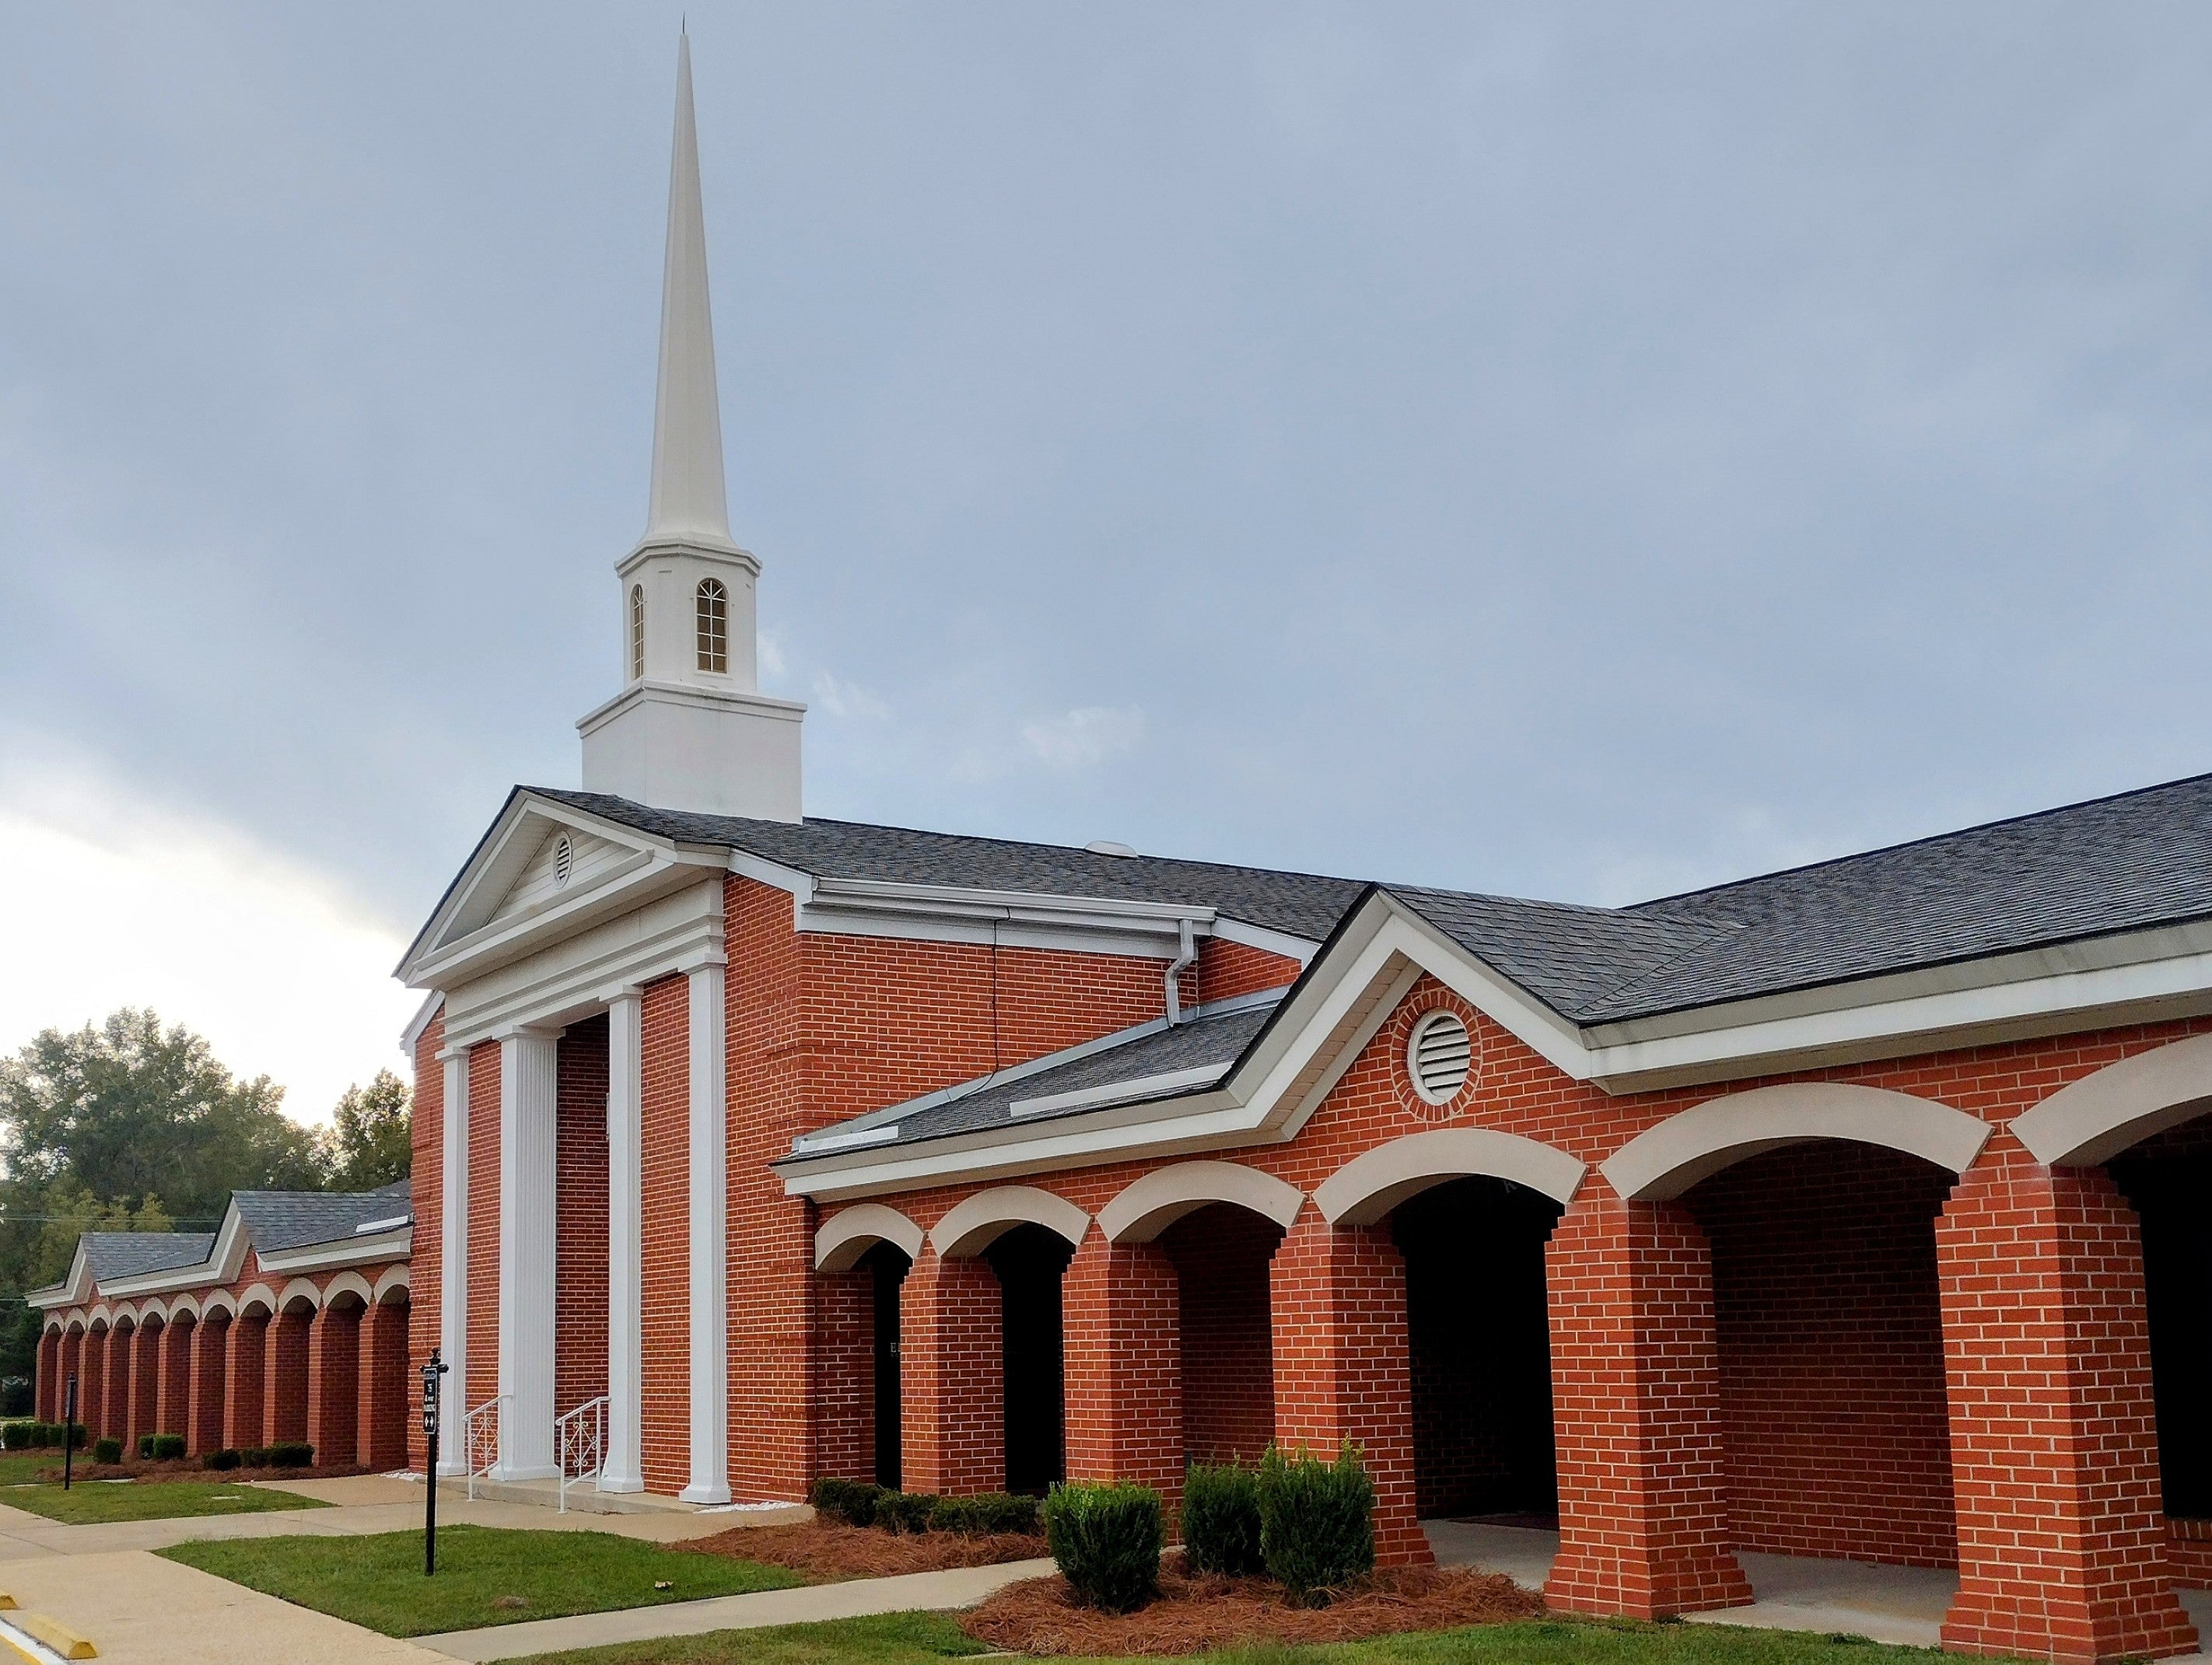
[5,3,2210,1120]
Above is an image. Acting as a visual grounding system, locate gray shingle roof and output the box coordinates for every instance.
[535,771,2212,1034]
[526,789,1366,941]
[805,1000,1279,1155]
[234,1181,413,1255]
[81,1233,215,1282]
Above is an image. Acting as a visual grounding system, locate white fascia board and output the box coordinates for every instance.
[401,795,727,988]
[99,1257,222,1299]
[796,877,1215,958]
[254,1226,412,1275]
[1210,916,1321,967]
[26,1285,69,1311]
[399,992,444,1056]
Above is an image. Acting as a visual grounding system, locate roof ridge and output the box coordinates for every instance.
[1626,768,2212,915]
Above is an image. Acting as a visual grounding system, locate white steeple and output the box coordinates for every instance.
[577,30,806,822]
[644,30,734,551]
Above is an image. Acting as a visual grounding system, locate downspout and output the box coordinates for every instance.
[1165,917,1196,1027]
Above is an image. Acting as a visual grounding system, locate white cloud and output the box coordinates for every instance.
[0,741,420,1125]
[811,671,891,720]
[1020,705,1146,772]
[758,628,789,684]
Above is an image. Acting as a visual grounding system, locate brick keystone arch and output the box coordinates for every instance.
[2011,1032,2212,1166]
[1099,1163,1304,1243]
[1601,1081,1990,1202]
[1314,1127,1586,1226]
[815,1203,925,1271]
[929,1187,1090,1258]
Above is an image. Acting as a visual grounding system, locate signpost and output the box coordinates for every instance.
[61,1376,76,1492]
[422,1349,448,1575]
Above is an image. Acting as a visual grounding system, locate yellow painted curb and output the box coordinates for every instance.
[0,1596,13,1610]
[9,1611,96,1658]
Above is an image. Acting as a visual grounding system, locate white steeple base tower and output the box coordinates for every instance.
[579,28,804,823]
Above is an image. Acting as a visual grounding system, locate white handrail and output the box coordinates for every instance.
[464,1394,506,1501]
[555,1396,608,1514]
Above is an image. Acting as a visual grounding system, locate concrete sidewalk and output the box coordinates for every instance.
[0,1549,443,1664]
[415,1557,1054,1663]
[0,1478,747,1562]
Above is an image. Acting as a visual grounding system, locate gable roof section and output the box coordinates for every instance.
[80,1233,215,1282]
[234,1181,413,1254]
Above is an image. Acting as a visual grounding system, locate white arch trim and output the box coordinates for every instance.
[135,1298,169,1325]
[373,1265,412,1303]
[1601,1081,1991,1202]
[322,1271,374,1307]
[278,1278,324,1313]
[236,1283,277,1317]
[1315,1128,1587,1227]
[816,1205,926,1272]
[43,1315,63,1335]
[201,1292,237,1320]
[2012,1034,2212,1167]
[166,1295,201,1322]
[110,1304,138,1328]
[1100,1163,1304,1244]
[930,1187,1091,1259]
[86,1304,112,1330]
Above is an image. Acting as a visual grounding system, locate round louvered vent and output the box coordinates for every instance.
[1405,1010,1472,1104]
[553,834,575,888]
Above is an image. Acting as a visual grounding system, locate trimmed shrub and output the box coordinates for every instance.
[267,1441,313,1469]
[0,1421,33,1451]
[152,1433,186,1460]
[136,1433,156,1460]
[1257,1442,1375,1605]
[92,1437,122,1466]
[1043,1481,1164,1614]
[65,1422,86,1452]
[877,1490,936,1534]
[1182,1460,1265,1576]
[204,1448,243,1472]
[974,1492,1041,1535]
[240,1446,272,1468]
[808,1476,882,1527]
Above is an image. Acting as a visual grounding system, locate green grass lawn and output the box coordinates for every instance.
[502,1611,1965,1665]
[0,1448,331,1523]
[159,1523,806,1636]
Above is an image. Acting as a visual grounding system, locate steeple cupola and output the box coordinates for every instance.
[577,30,805,821]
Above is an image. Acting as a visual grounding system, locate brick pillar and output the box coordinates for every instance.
[159,1317,193,1442]
[104,1324,133,1441]
[1063,1229,1183,1515]
[1268,1206,1427,1566]
[359,1298,409,1470]
[1937,1142,2198,1662]
[78,1330,104,1437]
[307,1303,361,1469]
[266,1308,312,1445]
[128,1320,163,1450]
[813,1269,874,1485]
[58,1330,83,1433]
[901,1247,1003,1496]
[187,1314,228,1454]
[35,1330,58,1422]
[225,1312,268,1449]
[1544,1183,1749,1618]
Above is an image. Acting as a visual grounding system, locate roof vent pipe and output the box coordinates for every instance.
[1165,918,1196,1027]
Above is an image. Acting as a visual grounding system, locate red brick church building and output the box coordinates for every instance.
[400,37,2212,1665]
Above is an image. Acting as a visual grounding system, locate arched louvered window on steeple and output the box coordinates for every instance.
[629,584,646,682]
[696,578,728,673]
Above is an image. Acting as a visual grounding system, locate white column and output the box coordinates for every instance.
[681,963,730,1503]
[436,1046,469,1476]
[600,990,645,1493]
[495,1030,559,1480]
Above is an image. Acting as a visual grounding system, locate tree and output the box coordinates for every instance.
[319,1069,411,1191]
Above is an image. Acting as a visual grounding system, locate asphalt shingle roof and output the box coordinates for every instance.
[233,1181,413,1254]
[534,770,2212,1036]
[80,1233,215,1282]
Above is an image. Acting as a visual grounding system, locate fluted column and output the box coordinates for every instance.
[681,963,730,1503]
[437,1046,470,1475]
[602,989,645,1493]
[495,1029,559,1479]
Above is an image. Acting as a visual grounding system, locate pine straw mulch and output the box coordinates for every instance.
[961,1560,1546,1656]
[679,1520,1050,1582]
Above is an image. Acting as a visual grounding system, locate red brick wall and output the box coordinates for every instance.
[812,1269,874,1485]
[1688,1142,1956,1567]
[1194,938,1303,1005]
[408,1007,443,1474]
[1161,1204,1279,1466]
[639,974,691,1494]
[466,1041,502,1420]
[556,1016,611,1417]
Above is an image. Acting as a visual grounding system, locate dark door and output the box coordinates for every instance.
[866,1244,909,1490]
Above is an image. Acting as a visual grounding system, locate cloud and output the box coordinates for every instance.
[811,670,891,720]
[0,738,421,1124]
[1020,705,1146,773]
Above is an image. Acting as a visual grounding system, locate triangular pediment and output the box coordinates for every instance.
[397,790,730,989]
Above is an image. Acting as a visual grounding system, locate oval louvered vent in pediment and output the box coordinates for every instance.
[553,834,575,888]
[1406,1010,1472,1105]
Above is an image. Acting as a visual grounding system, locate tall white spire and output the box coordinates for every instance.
[644,28,733,547]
